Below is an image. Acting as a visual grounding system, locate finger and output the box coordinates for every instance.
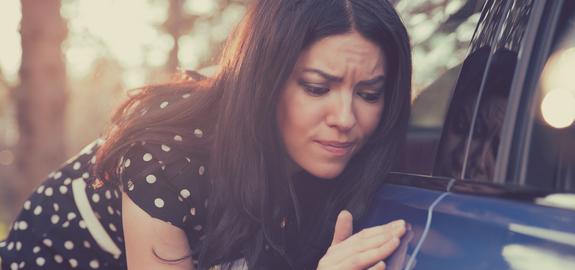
[367,261,386,270]
[331,220,405,258]
[351,220,405,240]
[342,237,400,270]
[329,231,395,260]
[331,210,353,245]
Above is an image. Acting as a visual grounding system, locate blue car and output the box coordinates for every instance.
[359,0,575,269]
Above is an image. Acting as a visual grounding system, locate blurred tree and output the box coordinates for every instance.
[164,0,195,73]
[13,0,68,205]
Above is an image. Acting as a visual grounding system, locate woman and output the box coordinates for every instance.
[0,0,412,269]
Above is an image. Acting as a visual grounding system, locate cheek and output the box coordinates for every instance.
[356,102,385,137]
[278,82,325,136]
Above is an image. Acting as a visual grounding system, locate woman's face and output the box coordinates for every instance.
[277,31,386,179]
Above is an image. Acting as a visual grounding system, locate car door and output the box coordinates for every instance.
[414,0,575,269]
[357,0,493,268]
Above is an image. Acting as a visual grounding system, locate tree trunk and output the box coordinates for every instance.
[165,0,187,73]
[14,0,68,205]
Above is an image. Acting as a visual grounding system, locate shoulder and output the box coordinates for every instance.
[119,135,210,230]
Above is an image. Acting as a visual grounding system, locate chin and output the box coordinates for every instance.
[304,164,345,179]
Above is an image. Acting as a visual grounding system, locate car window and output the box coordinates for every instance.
[463,0,535,181]
[396,0,487,175]
[429,0,508,178]
[522,1,575,192]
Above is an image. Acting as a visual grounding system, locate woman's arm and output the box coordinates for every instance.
[122,192,194,270]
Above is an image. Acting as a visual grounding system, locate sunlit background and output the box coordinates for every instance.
[0,0,484,237]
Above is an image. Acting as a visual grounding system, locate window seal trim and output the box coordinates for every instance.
[387,172,572,206]
[492,0,552,185]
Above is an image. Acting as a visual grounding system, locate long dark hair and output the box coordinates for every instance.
[94,0,411,269]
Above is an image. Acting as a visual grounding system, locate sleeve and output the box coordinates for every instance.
[119,141,208,230]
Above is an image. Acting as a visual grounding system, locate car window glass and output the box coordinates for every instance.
[431,0,507,178]
[397,0,488,175]
[464,0,534,181]
[523,2,575,192]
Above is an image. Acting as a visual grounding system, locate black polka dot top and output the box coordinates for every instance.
[0,128,210,270]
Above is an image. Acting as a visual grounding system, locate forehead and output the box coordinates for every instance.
[296,32,386,75]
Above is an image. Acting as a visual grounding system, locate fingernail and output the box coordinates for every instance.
[393,219,405,229]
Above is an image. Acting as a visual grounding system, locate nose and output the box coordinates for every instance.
[325,92,357,131]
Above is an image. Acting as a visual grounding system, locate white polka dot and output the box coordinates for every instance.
[182,93,191,99]
[79,220,87,229]
[90,156,97,164]
[198,165,206,176]
[62,221,70,228]
[23,200,31,210]
[36,185,45,194]
[73,161,81,170]
[64,241,74,250]
[63,178,72,185]
[54,254,64,263]
[109,223,117,232]
[36,257,46,266]
[83,241,91,248]
[33,246,40,253]
[51,215,60,224]
[146,174,157,184]
[160,101,169,109]
[143,153,153,162]
[161,144,171,152]
[10,262,18,270]
[114,190,119,198]
[67,212,77,220]
[107,206,114,215]
[19,221,28,230]
[54,171,62,179]
[190,208,196,216]
[15,241,22,250]
[53,203,60,212]
[18,262,25,269]
[180,189,191,199]
[69,258,78,268]
[105,190,112,199]
[194,128,204,138]
[44,187,54,197]
[0,241,5,248]
[92,193,100,203]
[12,222,18,231]
[194,225,203,231]
[60,185,68,194]
[127,180,135,191]
[43,238,53,247]
[82,172,90,179]
[124,158,131,168]
[33,205,42,215]
[174,135,183,141]
[90,259,100,269]
[154,198,165,208]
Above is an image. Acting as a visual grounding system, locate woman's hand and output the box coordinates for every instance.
[317,210,406,270]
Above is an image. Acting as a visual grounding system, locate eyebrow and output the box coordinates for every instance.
[302,68,386,86]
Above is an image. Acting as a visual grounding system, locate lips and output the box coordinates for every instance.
[315,140,356,156]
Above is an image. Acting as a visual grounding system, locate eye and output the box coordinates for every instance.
[300,82,329,97]
[357,91,383,103]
